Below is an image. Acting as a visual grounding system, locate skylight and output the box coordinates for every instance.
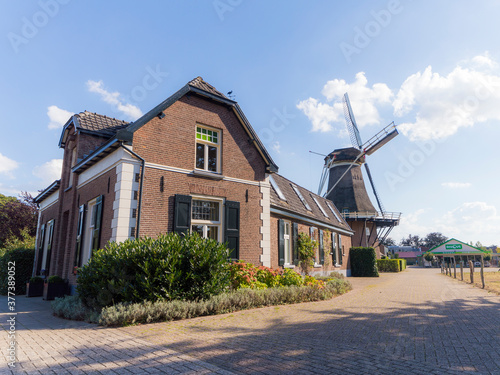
[291,184,311,211]
[312,195,329,218]
[269,176,286,201]
[326,201,342,222]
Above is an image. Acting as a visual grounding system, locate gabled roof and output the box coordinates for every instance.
[269,173,352,234]
[34,180,60,204]
[429,238,488,255]
[59,111,129,147]
[116,76,278,173]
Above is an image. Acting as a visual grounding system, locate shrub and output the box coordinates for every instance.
[77,232,230,310]
[98,282,352,326]
[297,232,316,275]
[29,276,44,284]
[398,259,407,271]
[376,259,400,272]
[52,295,100,323]
[47,275,65,284]
[280,268,304,286]
[350,247,379,277]
[423,252,434,261]
[0,247,35,295]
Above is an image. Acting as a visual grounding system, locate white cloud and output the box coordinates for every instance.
[47,105,73,129]
[32,159,63,186]
[297,72,392,133]
[272,141,281,154]
[86,80,143,120]
[0,153,19,176]
[393,53,500,141]
[441,182,472,189]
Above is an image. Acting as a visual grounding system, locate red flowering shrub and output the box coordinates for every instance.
[228,261,307,290]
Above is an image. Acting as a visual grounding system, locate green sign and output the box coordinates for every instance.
[445,244,462,250]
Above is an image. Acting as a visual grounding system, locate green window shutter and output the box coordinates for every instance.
[173,194,192,234]
[338,234,343,265]
[45,220,55,275]
[224,200,240,261]
[331,232,337,264]
[91,195,103,252]
[319,229,324,265]
[278,219,285,266]
[36,224,46,275]
[292,222,299,265]
[74,205,85,268]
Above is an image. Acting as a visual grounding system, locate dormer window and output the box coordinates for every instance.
[195,125,219,173]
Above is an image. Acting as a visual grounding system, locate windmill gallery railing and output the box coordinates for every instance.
[341,211,401,222]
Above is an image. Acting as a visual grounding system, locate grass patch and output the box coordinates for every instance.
[52,280,352,327]
[443,269,500,295]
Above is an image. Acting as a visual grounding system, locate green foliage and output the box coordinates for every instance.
[398,259,407,271]
[47,275,65,284]
[76,232,230,310]
[280,268,304,286]
[350,247,379,277]
[0,247,35,295]
[228,261,307,289]
[483,253,492,261]
[29,276,44,284]
[97,282,352,326]
[297,232,316,275]
[51,295,100,323]
[0,192,38,248]
[423,252,434,261]
[376,259,400,272]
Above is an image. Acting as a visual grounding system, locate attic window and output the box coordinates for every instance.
[291,184,311,211]
[269,176,286,201]
[311,195,329,218]
[326,202,342,222]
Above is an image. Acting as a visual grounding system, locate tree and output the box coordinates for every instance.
[0,192,38,248]
[381,237,396,247]
[424,232,448,249]
[400,234,424,248]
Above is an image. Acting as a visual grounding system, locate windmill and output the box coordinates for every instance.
[318,93,401,252]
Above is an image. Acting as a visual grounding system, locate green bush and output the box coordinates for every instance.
[98,282,352,326]
[350,247,379,277]
[0,247,35,295]
[398,259,407,271]
[77,233,230,310]
[52,295,100,323]
[29,276,44,284]
[47,275,65,284]
[376,259,400,272]
[297,232,316,275]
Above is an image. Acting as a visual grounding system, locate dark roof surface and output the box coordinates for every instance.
[270,173,352,232]
[75,111,129,136]
[188,76,228,99]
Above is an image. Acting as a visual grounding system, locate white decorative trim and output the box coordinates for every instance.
[39,191,59,210]
[259,175,271,267]
[145,162,262,186]
[77,148,139,189]
[111,162,139,242]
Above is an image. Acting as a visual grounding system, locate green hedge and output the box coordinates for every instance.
[0,247,35,295]
[77,233,230,310]
[398,259,407,271]
[350,247,379,277]
[376,259,400,272]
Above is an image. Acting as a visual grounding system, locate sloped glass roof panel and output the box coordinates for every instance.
[269,176,286,201]
[291,184,311,211]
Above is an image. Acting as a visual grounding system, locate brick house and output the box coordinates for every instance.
[33,77,354,293]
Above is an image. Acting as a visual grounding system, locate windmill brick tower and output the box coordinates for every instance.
[318,93,400,256]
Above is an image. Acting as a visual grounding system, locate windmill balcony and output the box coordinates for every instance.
[341,211,401,221]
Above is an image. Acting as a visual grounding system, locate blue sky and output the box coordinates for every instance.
[1,1,500,246]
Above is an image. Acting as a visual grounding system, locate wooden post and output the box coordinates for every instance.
[453,257,456,279]
[480,256,485,289]
[448,261,452,277]
[469,261,474,284]
[460,261,463,281]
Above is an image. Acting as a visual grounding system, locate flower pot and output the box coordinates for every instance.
[43,280,68,300]
[26,282,44,297]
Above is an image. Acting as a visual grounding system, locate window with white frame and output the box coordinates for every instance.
[191,198,221,241]
[195,126,219,172]
[283,220,292,265]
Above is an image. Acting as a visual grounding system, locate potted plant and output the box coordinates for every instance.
[43,275,68,300]
[26,276,44,297]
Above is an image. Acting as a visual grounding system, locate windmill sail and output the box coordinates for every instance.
[343,93,363,149]
[363,122,398,156]
[364,163,385,214]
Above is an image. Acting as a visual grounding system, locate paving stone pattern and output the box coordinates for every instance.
[1,268,500,374]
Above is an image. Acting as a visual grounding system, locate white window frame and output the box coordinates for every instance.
[195,125,220,173]
[190,196,223,242]
[40,219,54,272]
[82,198,97,265]
[283,220,292,265]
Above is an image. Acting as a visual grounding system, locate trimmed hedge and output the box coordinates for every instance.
[376,259,400,272]
[0,247,35,295]
[350,247,379,277]
[398,259,407,271]
[77,233,230,310]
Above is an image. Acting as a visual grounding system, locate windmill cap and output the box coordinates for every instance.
[327,147,365,163]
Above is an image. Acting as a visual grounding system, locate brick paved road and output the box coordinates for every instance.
[2,268,500,374]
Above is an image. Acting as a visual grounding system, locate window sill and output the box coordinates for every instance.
[190,169,224,180]
[314,263,323,268]
[283,264,295,269]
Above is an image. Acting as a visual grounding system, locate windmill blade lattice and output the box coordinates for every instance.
[364,162,385,214]
[343,93,363,149]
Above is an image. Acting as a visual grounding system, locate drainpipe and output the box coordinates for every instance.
[120,143,145,238]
